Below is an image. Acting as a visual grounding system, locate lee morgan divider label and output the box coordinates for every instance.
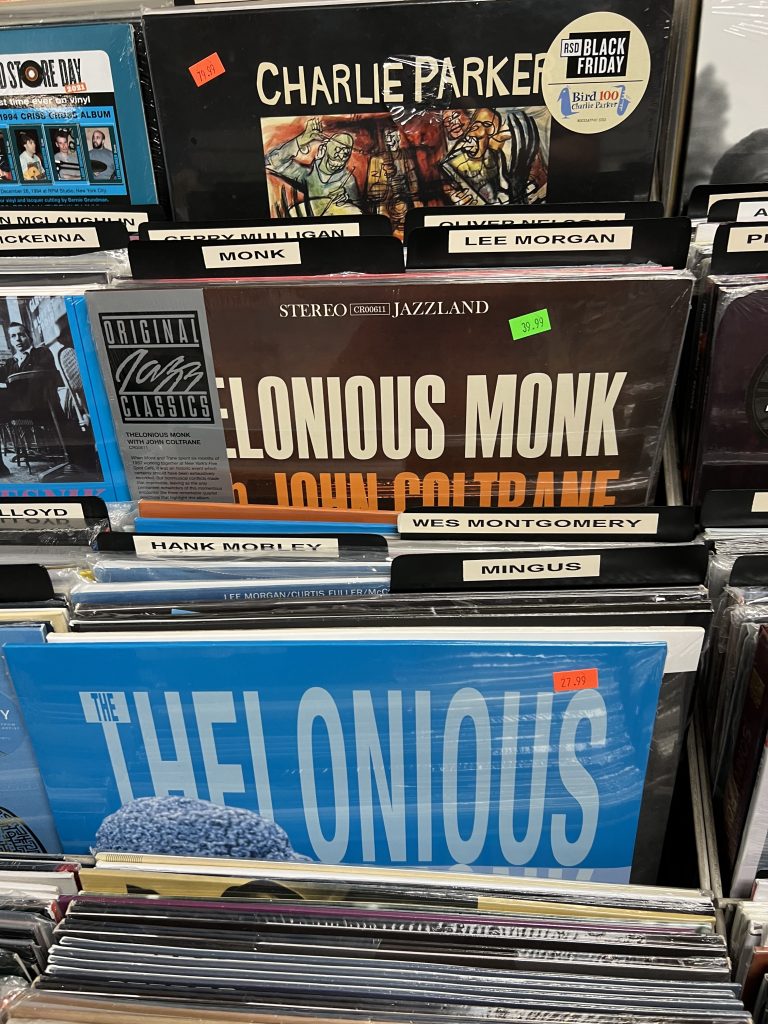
[447,225,634,254]
[0,501,86,527]
[463,553,601,582]
[400,511,659,535]
[202,240,302,269]
[133,535,340,558]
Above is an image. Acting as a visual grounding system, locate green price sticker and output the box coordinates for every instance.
[509,308,551,340]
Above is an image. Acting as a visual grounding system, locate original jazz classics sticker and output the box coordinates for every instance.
[542,12,651,134]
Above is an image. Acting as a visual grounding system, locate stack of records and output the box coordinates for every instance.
[1,860,748,1024]
[697,492,768,896]
[0,853,81,999]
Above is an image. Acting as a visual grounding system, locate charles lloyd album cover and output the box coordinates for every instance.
[0,22,157,209]
[0,291,128,501]
[86,272,693,509]
[143,0,674,234]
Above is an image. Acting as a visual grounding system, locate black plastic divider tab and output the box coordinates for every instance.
[397,505,696,542]
[406,218,691,270]
[140,214,390,241]
[390,544,708,592]
[129,234,404,278]
[0,221,128,255]
[0,564,53,603]
[404,201,664,239]
[701,490,768,528]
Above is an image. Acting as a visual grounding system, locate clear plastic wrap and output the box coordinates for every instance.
[0,284,129,501]
[5,624,707,883]
[142,0,676,226]
[688,276,768,501]
[682,0,768,200]
[85,267,693,509]
[0,18,157,211]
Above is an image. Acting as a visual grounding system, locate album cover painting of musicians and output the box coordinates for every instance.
[0,296,103,484]
[262,105,550,237]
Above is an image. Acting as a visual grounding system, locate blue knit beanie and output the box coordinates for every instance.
[94,796,309,861]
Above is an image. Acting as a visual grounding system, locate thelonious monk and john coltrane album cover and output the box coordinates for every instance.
[87,272,692,508]
[143,0,673,234]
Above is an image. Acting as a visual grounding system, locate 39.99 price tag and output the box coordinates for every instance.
[553,668,599,692]
[189,52,226,88]
[509,308,551,340]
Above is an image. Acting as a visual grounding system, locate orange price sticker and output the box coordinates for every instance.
[188,52,225,88]
[553,668,599,693]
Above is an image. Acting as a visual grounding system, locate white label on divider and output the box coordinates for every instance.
[202,240,302,269]
[752,493,768,513]
[0,502,85,526]
[462,554,601,582]
[0,227,99,250]
[707,190,768,212]
[400,512,659,535]
[447,226,633,254]
[133,535,339,558]
[727,226,768,253]
[694,223,717,245]
[150,224,359,241]
[0,210,147,232]
[424,212,625,227]
[737,201,768,221]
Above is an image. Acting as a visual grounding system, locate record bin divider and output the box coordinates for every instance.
[663,425,685,507]
[664,421,726,933]
[688,713,727,936]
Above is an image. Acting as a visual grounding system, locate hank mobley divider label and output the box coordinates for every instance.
[133,535,339,558]
[400,512,659,535]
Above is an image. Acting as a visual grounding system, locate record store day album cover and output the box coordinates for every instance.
[0,22,156,210]
[6,639,668,879]
[144,0,670,233]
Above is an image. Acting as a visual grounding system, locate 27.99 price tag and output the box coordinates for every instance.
[553,668,599,692]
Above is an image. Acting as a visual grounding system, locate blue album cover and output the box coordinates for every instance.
[0,626,60,854]
[0,22,156,208]
[70,576,389,605]
[0,293,128,500]
[6,638,666,879]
